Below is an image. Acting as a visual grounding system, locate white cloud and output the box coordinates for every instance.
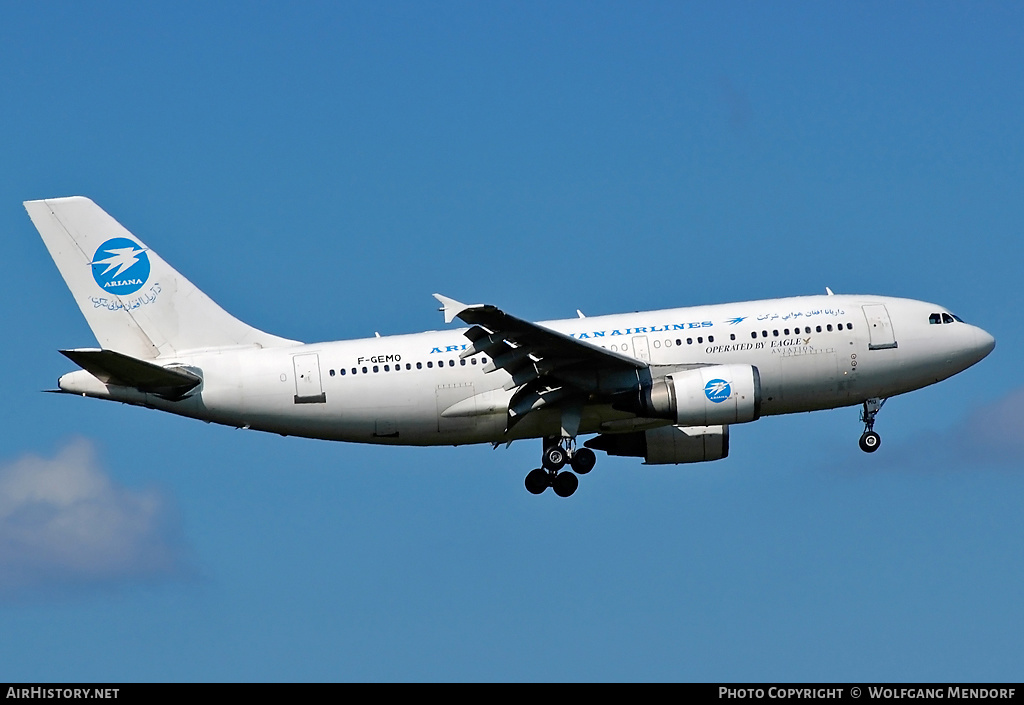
[0,439,187,594]
[847,387,1024,472]
[962,386,1024,461]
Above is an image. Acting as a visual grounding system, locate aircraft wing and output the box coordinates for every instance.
[433,294,648,433]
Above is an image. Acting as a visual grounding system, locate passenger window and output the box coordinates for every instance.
[406,363,411,370]
[340,369,346,376]
[329,369,335,377]
[373,365,379,373]
[449,360,455,367]
[751,332,757,340]
[815,326,821,333]
[784,329,790,336]
[827,324,833,332]
[471,358,477,364]
[762,331,768,338]
[384,365,390,372]
[361,367,368,374]
[942,313,954,324]
[460,359,466,366]
[696,337,702,344]
[676,339,682,346]
[773,330,779,337]
[730,334,735,341]
[416,362,422,369]
[686,338,693,345]
[427,362,433,368]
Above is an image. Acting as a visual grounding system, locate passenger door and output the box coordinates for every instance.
[293,353,326,403]
[862,305,898,350]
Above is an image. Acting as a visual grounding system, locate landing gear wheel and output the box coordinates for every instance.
[552,471,579,498]
[570,447,597,475]
[542,445,568,471]
[858,398,886,454]
[859,431,881,453]
[525,468,549,494]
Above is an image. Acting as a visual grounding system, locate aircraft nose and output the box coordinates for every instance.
[971,326,996,364]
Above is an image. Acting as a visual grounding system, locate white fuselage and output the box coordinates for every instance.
[58,294,994,447]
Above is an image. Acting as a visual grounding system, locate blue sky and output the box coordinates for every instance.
[1,2,1022,681]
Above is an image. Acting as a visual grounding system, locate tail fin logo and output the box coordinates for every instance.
[90,238,151,295]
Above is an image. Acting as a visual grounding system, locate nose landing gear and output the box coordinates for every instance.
[524,440,597,497]
[858,398,886,453]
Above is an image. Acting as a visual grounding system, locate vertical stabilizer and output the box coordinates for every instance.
[25,197,298,359]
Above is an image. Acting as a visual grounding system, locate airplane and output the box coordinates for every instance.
[25,196,996,498]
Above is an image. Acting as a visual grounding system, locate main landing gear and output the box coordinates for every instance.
[858,397,886,453]
[524,439,597,498]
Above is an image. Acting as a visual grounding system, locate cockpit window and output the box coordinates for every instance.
[952,313,964,322]
[942,313,955,324]
[929,313,942,324]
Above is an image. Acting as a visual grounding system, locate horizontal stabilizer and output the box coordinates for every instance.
[60,348,201,400]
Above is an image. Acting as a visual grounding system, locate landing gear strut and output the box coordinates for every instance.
[524,438,598,497]
[858,398,886,453]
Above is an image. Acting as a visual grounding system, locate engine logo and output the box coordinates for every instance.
[704,378,731,403]
[90,238,151,295]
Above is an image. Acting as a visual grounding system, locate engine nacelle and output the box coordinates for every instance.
[613,364,761,426]
[585,424,729,465]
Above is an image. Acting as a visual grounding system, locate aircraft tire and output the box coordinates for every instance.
[542,445,568,471]
[525,468,549,494]
[859,431,881,453]
[570,447,597,475]
[552,471,579,498]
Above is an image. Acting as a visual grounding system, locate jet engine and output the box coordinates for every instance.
[585,424,729,465]
[613,364,761,426]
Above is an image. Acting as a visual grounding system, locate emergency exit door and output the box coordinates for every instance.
[632,335,651,362]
